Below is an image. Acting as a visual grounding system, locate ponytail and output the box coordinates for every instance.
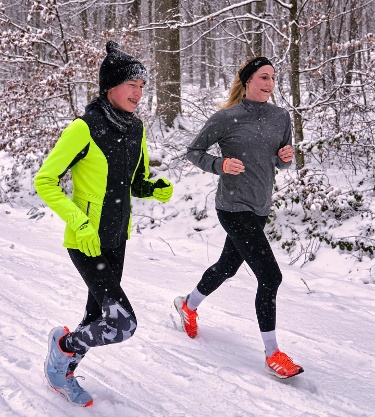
[217,73,244,110]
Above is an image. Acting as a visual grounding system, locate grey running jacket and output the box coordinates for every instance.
[186,99,292,216]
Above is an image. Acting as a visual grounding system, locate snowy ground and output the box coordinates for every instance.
[1,201,374,417]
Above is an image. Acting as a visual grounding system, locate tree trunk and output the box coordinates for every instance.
[105,3,117,30]
[155,0,181,128]
[200,36,207,89]
[289,0,304,169]
[345,0,359,91]
[127,0,141,32]
[254,0,266,56]
[80,7,89,39]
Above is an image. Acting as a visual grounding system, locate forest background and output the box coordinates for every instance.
[1,0,375,275]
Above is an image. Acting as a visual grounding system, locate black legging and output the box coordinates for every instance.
[197,210,282,332]
[62,241,137,358]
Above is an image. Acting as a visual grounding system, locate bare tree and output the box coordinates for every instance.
[345,0,360,90]
[289,0,304,169]
[127,0,141,31]
[0,0,145,167]
[154,0,181,128]
[253,0,266,56]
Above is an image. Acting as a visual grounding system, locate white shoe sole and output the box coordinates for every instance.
[265,362,304,379]
[173,296,186,332]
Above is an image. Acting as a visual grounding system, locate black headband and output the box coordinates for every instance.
[239,57,274,87]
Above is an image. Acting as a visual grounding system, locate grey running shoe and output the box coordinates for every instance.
[55,375,93,407]
[45,326,74,388]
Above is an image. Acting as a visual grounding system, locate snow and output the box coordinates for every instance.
[1,183,374,416]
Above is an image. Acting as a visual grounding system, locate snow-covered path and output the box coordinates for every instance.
[1,206,374,417]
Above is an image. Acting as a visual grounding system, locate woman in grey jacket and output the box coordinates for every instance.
[174,57,303,379]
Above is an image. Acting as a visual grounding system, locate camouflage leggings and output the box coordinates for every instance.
[64,241,137,358]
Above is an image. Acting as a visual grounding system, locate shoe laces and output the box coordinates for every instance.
[181,302,198,326]
[66,376,86,398]
[272,351,297,371]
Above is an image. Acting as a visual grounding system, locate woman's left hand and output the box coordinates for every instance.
[278,145,294,162]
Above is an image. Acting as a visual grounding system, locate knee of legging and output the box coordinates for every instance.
[116,314,137,340]
[132,315,138,332]
[258,271,282,291]
[270,270,282,289]
[274,271,282,287]
[130,322,137,338]
[128,314,138,336]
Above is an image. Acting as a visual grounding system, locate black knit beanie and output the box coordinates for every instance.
[239,57,274,87]
[99,41,147,95]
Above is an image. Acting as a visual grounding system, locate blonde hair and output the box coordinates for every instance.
[218,58,256,110]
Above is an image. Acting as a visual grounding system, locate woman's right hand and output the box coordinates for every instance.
[222,158,245,175]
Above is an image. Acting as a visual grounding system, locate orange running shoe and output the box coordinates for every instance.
[174,296,198,338]
[265,350,304,379]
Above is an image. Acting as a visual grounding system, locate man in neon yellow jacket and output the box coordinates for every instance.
[34,41,173,407]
